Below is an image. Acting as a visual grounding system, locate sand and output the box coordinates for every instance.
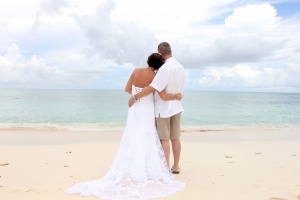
[0,128,300,200]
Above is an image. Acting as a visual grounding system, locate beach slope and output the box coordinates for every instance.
[0,129,300,200]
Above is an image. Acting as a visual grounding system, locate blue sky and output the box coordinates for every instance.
[0,0,300,92]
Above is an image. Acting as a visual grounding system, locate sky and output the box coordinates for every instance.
[0,0,300,92]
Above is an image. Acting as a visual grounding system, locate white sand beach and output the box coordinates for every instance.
[0,128,300,200]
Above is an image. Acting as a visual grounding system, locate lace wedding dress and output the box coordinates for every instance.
[66,85,185,200]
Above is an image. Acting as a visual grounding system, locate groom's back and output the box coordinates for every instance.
[151,56,185,118]
[164,58,185,94]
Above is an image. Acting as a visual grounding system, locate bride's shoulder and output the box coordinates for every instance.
[134,67,144,70]
[132,68,143,73]
[133,67,149,75]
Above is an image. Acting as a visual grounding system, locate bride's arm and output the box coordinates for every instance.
[125,70,135,94]
[158,90,182,101]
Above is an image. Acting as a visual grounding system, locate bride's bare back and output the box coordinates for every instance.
[125,67,155,93]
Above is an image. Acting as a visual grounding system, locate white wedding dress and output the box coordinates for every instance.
[66,85,185,200]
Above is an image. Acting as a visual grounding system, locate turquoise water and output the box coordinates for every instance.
[182,91,300,130]
[0,89,299,131]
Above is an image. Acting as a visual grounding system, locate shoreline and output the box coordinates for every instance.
[1,129,300,200]
[1,127,300,146]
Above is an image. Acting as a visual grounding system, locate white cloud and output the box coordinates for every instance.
[0,0,299,91]
[0,43,60,84]
[198,64,292,89]
[0,43,113,88]
[40,0,68,15]
[174,2,288,68]
[175,35,286,69]
[73,0,158,67]
[225,3,280,32]
[287,58,300,89]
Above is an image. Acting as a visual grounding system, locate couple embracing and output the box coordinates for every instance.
[67,42,186,199]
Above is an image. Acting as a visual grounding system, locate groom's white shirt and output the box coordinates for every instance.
[150,57,185,118]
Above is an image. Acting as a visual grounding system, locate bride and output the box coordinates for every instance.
[66,53,185,199]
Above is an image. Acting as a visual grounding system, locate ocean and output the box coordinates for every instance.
[0,89,300,131]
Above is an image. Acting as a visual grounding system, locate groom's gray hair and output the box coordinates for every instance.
[158,42,172,56]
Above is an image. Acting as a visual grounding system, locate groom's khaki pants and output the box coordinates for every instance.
[156,112,181,140]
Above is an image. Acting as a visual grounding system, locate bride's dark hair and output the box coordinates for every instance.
[147,53,164,70]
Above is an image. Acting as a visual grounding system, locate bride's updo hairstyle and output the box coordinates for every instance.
[147,53,164,70]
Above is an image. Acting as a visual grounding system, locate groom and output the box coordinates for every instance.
[129,42,185,174]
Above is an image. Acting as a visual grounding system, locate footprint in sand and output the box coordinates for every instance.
[0,163,9,166]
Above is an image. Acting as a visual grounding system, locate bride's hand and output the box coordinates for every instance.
[128,97,135,107]
[176,93,182,101]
